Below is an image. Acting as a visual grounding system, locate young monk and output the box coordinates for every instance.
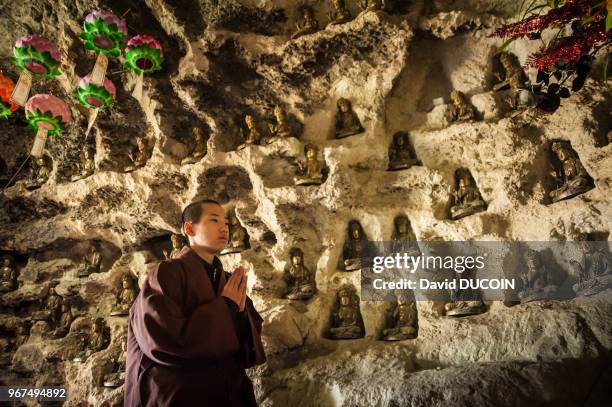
[124,199,266,406]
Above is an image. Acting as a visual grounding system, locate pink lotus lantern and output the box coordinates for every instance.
[75,75,116,136]
[11,36,62,107]
[25,94,72,157]
[124,34,164,102]
[81,9,128,88]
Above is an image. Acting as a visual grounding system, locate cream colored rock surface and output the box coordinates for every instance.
[0,1,611,406]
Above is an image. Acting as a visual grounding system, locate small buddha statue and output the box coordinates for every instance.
[445,299,486,317]
[73,318,109,362]
[571,237,612,297]
[518,248,560,303]
[334,98,364,139]
[381,295,418,341]
[32,288,62,322]
[103,337,127,388]
[164,234,186,259]
[0,254,18,293]
[493,52,529,92]
[359,0,385,15]
[124,137,148,172]
[392,215,420,256]
[328,0,352,25]
[71,148,95,181]
[25,156,51,190]
[13,321,31,349]
[78,245,102,278]
[52,299,73,338]
[450,168,487,220]
[110,274,138,316]
[548,140,594,203]
[342,220,367,271]
[387,132,419,171]
[445,90,476,123]
[267,105,297,143]
[294,144,325,186]
[181,128,208,164]
[445,266,486,317]
[284,248,316,300]
[238,115,264,149]
[292,6,319,40]
[220,210,248,255]
[329,286,364,339]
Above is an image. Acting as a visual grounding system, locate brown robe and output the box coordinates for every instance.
[125,246,266,406]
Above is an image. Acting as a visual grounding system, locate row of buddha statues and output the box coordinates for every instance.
[16,139,593,217]
[291,1,392,40]
[328,239,611,339]
[0,313,126,388]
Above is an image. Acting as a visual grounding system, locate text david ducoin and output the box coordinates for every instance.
[371,278,516,290]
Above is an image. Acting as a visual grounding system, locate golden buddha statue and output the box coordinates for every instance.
[32,287,62,322]
[284,248,316,300]
[334,98,364,138]
[25,156,51,190]
[165,234,186,259]
[220,209,248,255]
[343,220,367,271]
[110,274,138,316]
[238,115,264,149]
[103,336,127,388]
[359,0,385,15]
[328,0,352,25]
[267,105,297,143]
[329,285,364,339]
[450,168,487,220]
[294,144,325,186]
[71,148,95,181]
[52,298,73,338]
[518,248,560,303]
[381,295,418,341]
[124,137,148,172]
[392,215,420,256]
[493,52,529,92]
[292,6,319,39]
[0,254,17,293]
[73,318,109,362]
[387,132,419,171]
[571,236,612,297]
[549,140,594,203]
[78,245,102,278]
[445,90,476,122]
[182,128,208,164]
[445,266,486,317]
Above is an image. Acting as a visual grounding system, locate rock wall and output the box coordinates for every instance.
[1,1,611,406]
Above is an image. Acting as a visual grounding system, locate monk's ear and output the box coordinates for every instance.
[183,222,195,238]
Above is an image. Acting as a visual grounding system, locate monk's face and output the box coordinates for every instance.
[185,203,230,253]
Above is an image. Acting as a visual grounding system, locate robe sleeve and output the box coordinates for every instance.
[131,260,241,367]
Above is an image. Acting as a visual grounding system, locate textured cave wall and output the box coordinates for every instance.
[0,0,611,406]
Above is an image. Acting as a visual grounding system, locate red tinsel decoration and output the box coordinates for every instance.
[491,0,592,39]
[526,23,612,70]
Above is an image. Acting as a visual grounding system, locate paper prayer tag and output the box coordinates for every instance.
[90,54,109,87]
[132,71,144,102]
[85,108,99,139]
[10,70,32,106]
[31,127,49,157]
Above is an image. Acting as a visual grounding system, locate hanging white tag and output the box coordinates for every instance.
[85,109,99,139]
[132,71,144,102]
[90,54,108,87]
[10,70,32,106]
[31,127,49,157]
